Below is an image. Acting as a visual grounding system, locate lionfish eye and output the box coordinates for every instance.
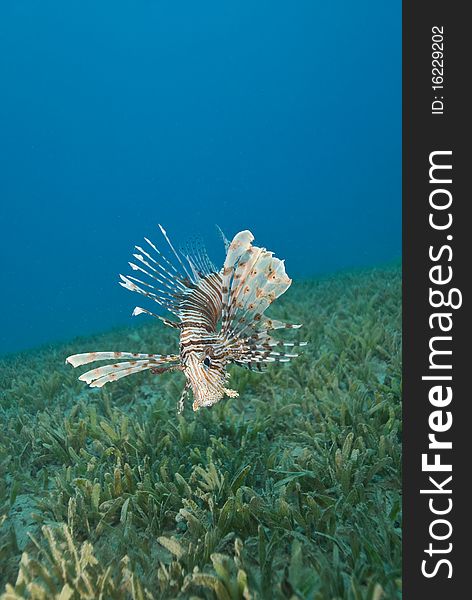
[203,356,211,367]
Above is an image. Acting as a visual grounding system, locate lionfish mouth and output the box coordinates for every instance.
[192,392,223,410]
[190,376,240,410]
[187,375,226,410]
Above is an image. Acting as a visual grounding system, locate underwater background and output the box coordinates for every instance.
[0,0,400,355]
[0,1,401,599]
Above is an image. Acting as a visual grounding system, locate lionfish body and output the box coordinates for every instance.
[66,227,304,411]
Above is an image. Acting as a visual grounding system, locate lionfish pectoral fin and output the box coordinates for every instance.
[65,351,180,388]
[220,230,292,343]
[263,318,302,330]
[215,230,305,372]
[229,336,307,367]
[223,388,239,398]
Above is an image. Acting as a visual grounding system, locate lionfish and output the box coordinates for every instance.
[66,226,305,411]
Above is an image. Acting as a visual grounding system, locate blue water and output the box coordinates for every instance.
[0,1,400,355]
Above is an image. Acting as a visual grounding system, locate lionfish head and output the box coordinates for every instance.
[183,347,238,411]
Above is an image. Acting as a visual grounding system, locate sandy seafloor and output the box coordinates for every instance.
[0,266,401,600]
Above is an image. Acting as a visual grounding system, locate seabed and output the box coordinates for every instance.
[0,266,401,600]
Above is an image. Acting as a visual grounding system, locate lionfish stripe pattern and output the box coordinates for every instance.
[66,226,305,411]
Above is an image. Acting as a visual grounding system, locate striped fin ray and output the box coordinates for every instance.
[132,306,180,329]
[79,360,157,386]
[119,224,209,319]
[220,231,292,342]
[216,225,230,252]
[233,254,291,339]
[262,318,302,331]
[129,253,185,295]
[134,242,186,291]
[178,271,223,332]
[119,275,178,314]
[220,230,254,333]
[229,330,306,366]
[66,351,175,368]
[143,236,183,280]
[66,352,180,388]
[225,246,265,332]
[158,224,194,283]
[180,236,217,279]
[66,351,179,368]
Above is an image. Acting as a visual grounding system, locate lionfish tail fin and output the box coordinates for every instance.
[66,351,180,388]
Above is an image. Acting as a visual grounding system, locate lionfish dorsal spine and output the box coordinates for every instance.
[158,224,194,283]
